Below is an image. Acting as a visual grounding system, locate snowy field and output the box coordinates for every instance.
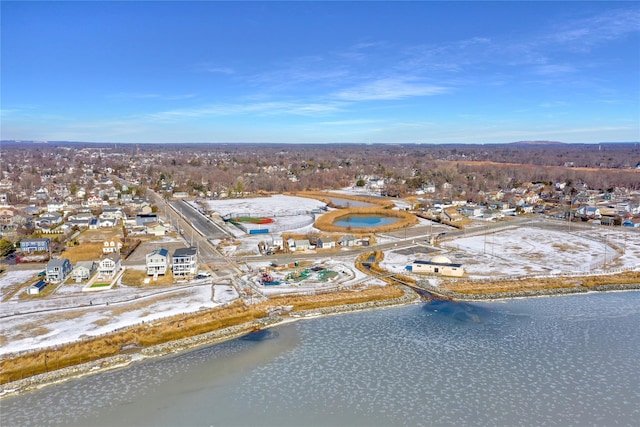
[203,194,327,217]
[0,272,238,355]
[380,225,640,279]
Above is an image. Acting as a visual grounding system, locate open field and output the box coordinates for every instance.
[63,242,104,263]
[0,285,404,384]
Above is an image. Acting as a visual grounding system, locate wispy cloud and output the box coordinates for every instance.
[335,78,449,101]
[145,100,345,122]
[549,8,640,50]
[316,119,380,126]
[533,64,576,76]
[108,92,197,101]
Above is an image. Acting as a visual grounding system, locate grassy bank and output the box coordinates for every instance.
[0,286,404,385]
[314,207,418,233]
[439,271,640,295]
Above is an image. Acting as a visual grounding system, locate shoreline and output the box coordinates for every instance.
[0,285,420,399]
[421,282,640,302]
[2,282,639,399]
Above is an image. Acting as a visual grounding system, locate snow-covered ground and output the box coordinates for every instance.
[0,270,238,355]
[203,194,327,217]
[380,225,640,279]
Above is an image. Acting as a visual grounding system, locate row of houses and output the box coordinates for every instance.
[44,253,123,284]
[146,247,197,277]
[268,235,370,253]
[38,246,199,288]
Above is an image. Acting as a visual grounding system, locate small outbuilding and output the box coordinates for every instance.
[408,255,464,277]
[27,280,47,295]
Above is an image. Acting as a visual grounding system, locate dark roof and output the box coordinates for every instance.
[173,247,197,257]
[412,260,462,268]
[151,248,169,257]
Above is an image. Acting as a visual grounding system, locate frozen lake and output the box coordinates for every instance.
[3,292,639,426]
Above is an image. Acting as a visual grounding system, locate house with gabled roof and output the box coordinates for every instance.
[20,238,50,253]
[46,258,72,283]
[71,261,96,282]
[146,248,169,276]
[98,253,122,279]
[103,237,123,254]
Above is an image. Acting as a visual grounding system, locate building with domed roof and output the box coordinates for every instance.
[407,254,464,277]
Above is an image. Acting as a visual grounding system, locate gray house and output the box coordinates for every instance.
[46,258,73,283]
[71,261,96,282]
[172,247,197,277]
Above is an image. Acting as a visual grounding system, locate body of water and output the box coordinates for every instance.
[3,292,639,426]
[333,214,399,228]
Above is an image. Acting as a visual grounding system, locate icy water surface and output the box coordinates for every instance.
[3,292,640,426]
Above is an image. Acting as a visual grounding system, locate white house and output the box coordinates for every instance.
[103,238,123,254]
[146,248,169,276]
[145,222,166,236]
[271,236,284,251]
[98,253,122,279]
[338,235,357,247]
[293,239,311,251]
[408,255,464,277]
[71,261,96,282]
[317,237,336,249]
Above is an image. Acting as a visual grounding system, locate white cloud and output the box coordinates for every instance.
[335,78,449,101]
[108,92,197,101]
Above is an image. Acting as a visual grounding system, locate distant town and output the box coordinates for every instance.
[1,141,639,388]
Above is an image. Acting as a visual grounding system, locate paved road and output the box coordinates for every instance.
[144,190,226,265]
[168,200,229,240]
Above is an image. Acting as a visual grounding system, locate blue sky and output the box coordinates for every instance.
[2,1,639,144]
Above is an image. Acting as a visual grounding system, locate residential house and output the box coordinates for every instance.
[71,261,96,282]
[317,237,336,249]
[293,239,311,252]
[577,206,601,219]
[0,206,15,225]
[172,247,197,277]
[46,202,66,213]
[103,237,123,254]
[521,204,534,214]
[145,222,166,236]
[146,248,169,276]
[46,258,72,283]
[36,212,63,228]
[20,238,50,253]
[338,235,357,247]
[67,213,94,229]
[23,205,41,216]
[86,194,104,208]
[271,236,284,251]
[440,207,463,223]
[136,213,159,227]
[99,218,117,228]
[100,207,124,221]
[459,206,484,218]
[98,253,122,279]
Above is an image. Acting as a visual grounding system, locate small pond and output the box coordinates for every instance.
[333,214,400,228]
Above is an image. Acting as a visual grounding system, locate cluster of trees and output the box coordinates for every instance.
[2,142,639,204]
